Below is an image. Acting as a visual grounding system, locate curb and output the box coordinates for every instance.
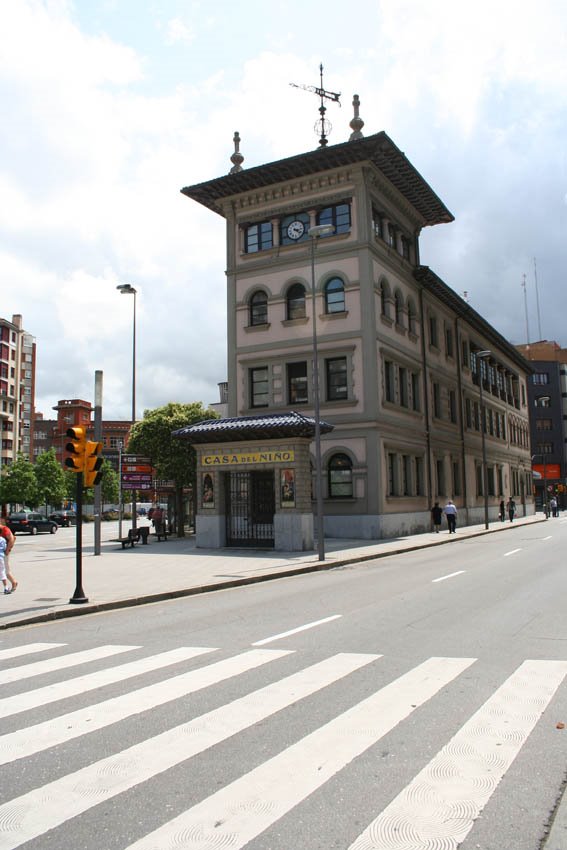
[0,517,548,631]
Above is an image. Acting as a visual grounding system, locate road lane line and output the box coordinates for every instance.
[432,570,466,583]
[252,614,342,645]
[348,659,567,850]
[0,646,215,721]
[0,652,377,850]
[0,645,139,686]
[123,657,475,850]
[503,548,522,557]
[542,535,552,540]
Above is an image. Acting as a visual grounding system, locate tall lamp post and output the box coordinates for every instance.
[476,350,492,529]
[308,223,334,561]
[117,284,137,530]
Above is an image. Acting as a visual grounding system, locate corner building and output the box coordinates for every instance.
[182,123,534,539]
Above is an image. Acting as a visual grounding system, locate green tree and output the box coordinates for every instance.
[34,448,66,512]
[100,460,119,505]
[127,402,218,537]
[0,454,39,510]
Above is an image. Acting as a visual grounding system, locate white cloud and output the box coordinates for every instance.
[164,17,195,45]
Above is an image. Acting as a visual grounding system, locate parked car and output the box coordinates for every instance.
[7,512,58,535]
[49,510,78,527]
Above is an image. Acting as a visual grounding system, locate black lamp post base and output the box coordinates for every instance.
[69,590,89,604]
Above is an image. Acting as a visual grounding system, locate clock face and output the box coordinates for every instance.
[286,220,305,240]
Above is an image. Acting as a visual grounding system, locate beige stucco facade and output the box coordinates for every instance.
[183,132,534,539]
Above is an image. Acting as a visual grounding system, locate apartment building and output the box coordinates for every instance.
[0,314,36,466]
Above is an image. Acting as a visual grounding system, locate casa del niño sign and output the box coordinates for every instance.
[201,450,295,467]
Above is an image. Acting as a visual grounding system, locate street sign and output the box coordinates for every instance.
[122,474,153,483]
[121,455,151,464]
[122,481,153,491]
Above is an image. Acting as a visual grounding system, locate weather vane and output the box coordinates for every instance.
[290,63,341,147]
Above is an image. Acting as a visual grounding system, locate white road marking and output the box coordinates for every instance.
[0,648,290,765]
[0,643,66,661]
[0,646,214,720]
[348,659,567,850]
[542,535,552,540]
[252,614,342,645]
[0,645,139,686]
[503,548,522,557]
[123,657,475,850]
[0,652,377,850]
[432,570,466,583]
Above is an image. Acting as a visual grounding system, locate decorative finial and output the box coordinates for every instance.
[229,131,244,174]
[349,94,364,141]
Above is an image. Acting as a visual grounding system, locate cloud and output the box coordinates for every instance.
[164,17,195,45]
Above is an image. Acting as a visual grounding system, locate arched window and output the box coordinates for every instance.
[394,291,403,326]
[328,453,353,498]
[380,280,391,318]
[249,290,268,326]
[286,283,306,320]
[324,277,345,313]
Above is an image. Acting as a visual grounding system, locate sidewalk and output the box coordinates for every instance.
[0,513,548,632]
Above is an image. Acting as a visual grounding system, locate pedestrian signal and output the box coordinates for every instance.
[65,427,87,473]
[84,441,104,487]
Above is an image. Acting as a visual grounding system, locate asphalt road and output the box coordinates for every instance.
[0,518,566,849]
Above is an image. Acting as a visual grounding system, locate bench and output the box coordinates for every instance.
[119,526,151,549]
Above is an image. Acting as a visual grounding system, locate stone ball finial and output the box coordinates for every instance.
[229,131,244,174]
[349,94,364,141]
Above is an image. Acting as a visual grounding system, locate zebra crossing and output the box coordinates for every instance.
[0,641,565,849]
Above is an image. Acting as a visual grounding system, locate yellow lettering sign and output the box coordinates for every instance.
[201,450,295,467]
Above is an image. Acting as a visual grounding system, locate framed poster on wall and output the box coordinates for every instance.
[202,472,214,508]
[280,469,295,507]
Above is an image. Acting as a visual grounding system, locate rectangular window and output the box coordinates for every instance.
[429,315,438,348]
[461,339,469,368]
[245,221,272,253]
[452,461,461,496]
[402,455,411,496]
[388,452,397,496]
[415,457,424,496]
[436,459,445,496]
[385,360,395,403]
[532,372,549,385]
[287,362,308,404]
[326,357,348,401]
[398,367,408,407]
[318,202,351,234]
[536,418,553,431]
[433,382,441,418]
[411,372,420,411]
[449,389,457,423]
[445,326,454,357]
[250,367,269,408]
[371,207,382,238]
[465,398,472,428]
[497,466,504,496]
[536,442,554,454]
[487,466,495,496]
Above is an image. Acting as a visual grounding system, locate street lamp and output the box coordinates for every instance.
[476,350,492,529]
[117,284,137,530]
[308,223,334,561]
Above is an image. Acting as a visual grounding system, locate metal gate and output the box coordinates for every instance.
[225,470,275,547]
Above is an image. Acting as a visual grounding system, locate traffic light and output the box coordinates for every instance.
[65,427,87,473]
[84,441,104,488]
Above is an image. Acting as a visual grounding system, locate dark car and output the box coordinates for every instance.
[7,512,58,535]
[49,510,78,527]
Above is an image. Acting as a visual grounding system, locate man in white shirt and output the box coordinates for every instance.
[444,499,458,534]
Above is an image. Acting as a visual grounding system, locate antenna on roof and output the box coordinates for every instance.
[290,63,341,148]
[533,257,543,340]
[521,273,530,344]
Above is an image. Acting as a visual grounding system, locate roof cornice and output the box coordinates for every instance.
[181,132,454,227]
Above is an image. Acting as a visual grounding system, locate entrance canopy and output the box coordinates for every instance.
[173,411,334,444]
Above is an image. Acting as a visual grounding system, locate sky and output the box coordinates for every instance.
[1,0,566,421]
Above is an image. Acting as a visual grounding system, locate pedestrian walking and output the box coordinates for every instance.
[507,497,516,522]
[550,496,558,517]
[444,499,458,534]
[499,500,505,522]
[430,502,443,533]
[0,520,17,592]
